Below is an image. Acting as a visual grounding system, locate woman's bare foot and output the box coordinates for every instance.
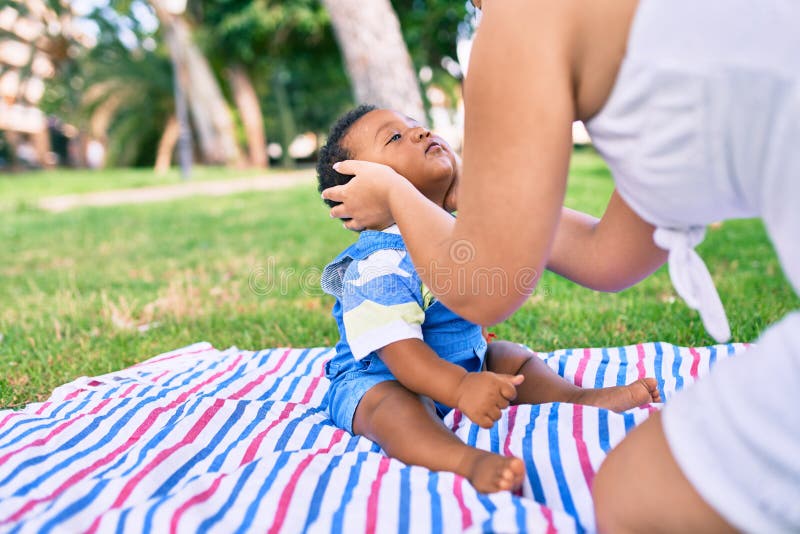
[572,378,661,412]
[459,450,526,493]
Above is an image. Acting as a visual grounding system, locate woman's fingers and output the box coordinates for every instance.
[329,203,349,219]
[321,183,346,204]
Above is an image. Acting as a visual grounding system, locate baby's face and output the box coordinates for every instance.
[343,109,457,208]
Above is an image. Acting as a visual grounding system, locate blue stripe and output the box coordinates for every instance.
[116,396,202,478]
[623,412,636,432]
[2,397,134,492]
[428,472,442,534]
[398,467,411,533]
[331,451,370,534]
[512,495,528,533]
[302,454,345,531]
[558,349,571,377]
[654,342,664,394]
[208,401,275,473]
[10,354,225,494]
[709,345,717,366]
[274,407,324,451]
[476,491,497,532]
[149,400,246,498]
[197,461,258,533]
[594,348,610,388]
[547,403,577,518]
[598,408,611,453]
[489,423,500,453]
[38,478,111,533]
[671,345,684,391]
[116,507,131,534]
[616,346,628,386]
[0,394,95,448]
[466,421,480,447]
[522,405,545,503]
[257,349,314,401]
[237,451,293,531]
[298,417,324,450]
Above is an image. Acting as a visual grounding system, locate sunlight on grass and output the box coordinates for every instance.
[1,151,797,407]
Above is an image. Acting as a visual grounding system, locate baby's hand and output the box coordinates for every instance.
[455,372,523,428]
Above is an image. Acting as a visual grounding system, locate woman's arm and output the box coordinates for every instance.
[548,191,668,291]
[329,0,576,325]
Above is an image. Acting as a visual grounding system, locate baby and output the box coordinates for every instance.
[317,105,660,493]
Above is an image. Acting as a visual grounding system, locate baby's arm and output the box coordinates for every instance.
[547,190,667,291]
[378,338,522,428]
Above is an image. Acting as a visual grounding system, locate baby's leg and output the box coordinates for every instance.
[353,380,524,493]
[485,340,661,412]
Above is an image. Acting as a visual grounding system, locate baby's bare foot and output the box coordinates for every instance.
[461,451,525,493]
[574,378,661,412]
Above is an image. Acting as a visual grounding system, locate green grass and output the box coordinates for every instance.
[0,165,288,211]
[1,150,797,408]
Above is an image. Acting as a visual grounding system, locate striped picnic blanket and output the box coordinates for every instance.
[0,341,745,533]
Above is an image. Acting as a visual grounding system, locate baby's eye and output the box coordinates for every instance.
[387,133,401,144]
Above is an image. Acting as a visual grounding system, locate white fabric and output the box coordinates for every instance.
[586,0,800,343]
[663,313,800,533]
[652,227,730,342]
[586,0,800,529]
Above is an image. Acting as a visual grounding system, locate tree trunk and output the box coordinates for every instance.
[154,115,179,174]
[226,64,268,168]
[152,2,243,166]
[321,0,426,122]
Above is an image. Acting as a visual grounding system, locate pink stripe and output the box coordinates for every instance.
[109,399,225,510]
[150,370,170,383]
[574,348,591,387]
[450,410,462,432]
[453,476,473,530]
[170,473,226,534]
[64,389,81,400]
[229,349,292,400]
[3,355,243,525]
[540,503,558,534]
[365,456,392,534]
[301,376,322,404]
[635,344,647,379]
[571,404,595,490]
[502,405,518,457]
[0,411,23,432]
[34,402,52,416]
[240,403,297,466]
[688,348,702,379]
[0,398,113,466]
[268,430,346,534]
[133,345,214,368]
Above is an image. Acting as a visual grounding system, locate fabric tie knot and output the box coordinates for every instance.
[653,226,731,343]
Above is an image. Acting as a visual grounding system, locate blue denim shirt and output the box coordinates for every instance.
[321,230,487,420]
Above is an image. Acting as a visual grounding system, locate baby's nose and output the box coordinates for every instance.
[413,127,431,141]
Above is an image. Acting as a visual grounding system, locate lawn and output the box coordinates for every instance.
[1,151,797,408]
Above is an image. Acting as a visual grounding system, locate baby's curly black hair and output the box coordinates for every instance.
[316,104,376,208]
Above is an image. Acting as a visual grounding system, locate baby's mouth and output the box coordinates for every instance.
[425,141,442,154]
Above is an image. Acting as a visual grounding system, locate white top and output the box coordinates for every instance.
[585,0,800,530]
[585,0,800,343]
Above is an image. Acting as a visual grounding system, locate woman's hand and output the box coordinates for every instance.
[322,160,410,231]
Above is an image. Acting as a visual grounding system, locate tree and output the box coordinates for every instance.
[320,0,425,121]
[150,0,242,166]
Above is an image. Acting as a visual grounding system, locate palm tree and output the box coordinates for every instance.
[321,0,425,121]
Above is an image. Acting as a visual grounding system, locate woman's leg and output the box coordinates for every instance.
[352,380,525,493]
[592,411,735,533]
[485,340,660,411]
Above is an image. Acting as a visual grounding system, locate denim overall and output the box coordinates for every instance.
[320,230,488,433]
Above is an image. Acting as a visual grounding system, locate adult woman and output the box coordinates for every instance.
[322,0,799,531]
